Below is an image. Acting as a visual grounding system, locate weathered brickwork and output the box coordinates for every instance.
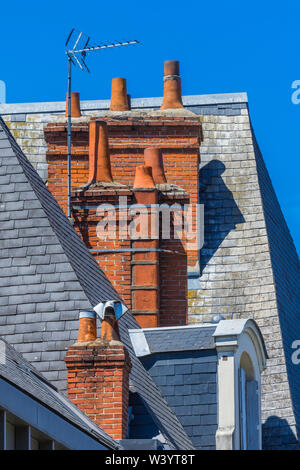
[72,189,134,312]
[65,340,131,440]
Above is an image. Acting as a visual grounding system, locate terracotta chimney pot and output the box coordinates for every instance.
[133,165,156,189]
[110,78,130,111]
[87,120,113,184]
[65,92,81,117]
[160,60,184,110]
[144,147,167,184]
[77,310,97,342]
[101,310,120,341]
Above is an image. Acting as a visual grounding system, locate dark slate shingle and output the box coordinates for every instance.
[143,325,216,354]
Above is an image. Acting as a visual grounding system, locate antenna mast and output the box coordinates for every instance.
[65,29,140,220]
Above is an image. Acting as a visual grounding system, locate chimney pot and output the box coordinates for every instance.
[110,78,130,111]
[87,120,113,185]
[101,309,120,341]
[160,60,184,110]
[77,310,97,342]
[144,147,167,184]
[65,92,81,117]
[133,165,156,189]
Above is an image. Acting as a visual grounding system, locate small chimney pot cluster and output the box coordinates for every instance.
[65,59,184,116]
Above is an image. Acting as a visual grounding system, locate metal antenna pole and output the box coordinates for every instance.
[67,54,72,220]
[65,29,140,223]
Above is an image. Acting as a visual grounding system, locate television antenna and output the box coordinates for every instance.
[65,29,140,219]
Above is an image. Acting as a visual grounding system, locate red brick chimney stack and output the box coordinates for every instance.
[65,310,131,440]
[110,78,130,111]
[65,92,82,117]
[45,63,201,326]
[161,60,184,110]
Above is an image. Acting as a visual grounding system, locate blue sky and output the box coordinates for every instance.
[1,0,299,254]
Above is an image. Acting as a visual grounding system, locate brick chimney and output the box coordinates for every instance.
[44,65,201,327]
[65,310,131,440]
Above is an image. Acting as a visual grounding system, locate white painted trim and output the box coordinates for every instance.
[215,352,236,450]
[129,323,214,334]
[129,330,151,357]
[213,319,267,372]
[214,319,267,450]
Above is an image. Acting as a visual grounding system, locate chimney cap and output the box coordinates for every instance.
[164,60,180,77]
[79,310,96,319]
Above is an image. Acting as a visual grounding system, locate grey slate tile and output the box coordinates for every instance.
[37,303,57,313]
[23,332,43,343]
[24,313,42,323]
[175,364,192,374]
[46,322,65,332]
[191,383,209,394]
[41,311,60,321]
[6,314,25,325]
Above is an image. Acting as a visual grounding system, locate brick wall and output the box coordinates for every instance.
[72,188,134,311]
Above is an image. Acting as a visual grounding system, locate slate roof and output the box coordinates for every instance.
[140,325,216,354]
[0,116,194,450]
[119,312,194,449]
[139,350,218,450]
[0,335,121,449]
[127,325,218,449]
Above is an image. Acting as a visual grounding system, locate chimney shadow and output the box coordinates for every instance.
[262,416,300,449]
[199,160,245,276]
